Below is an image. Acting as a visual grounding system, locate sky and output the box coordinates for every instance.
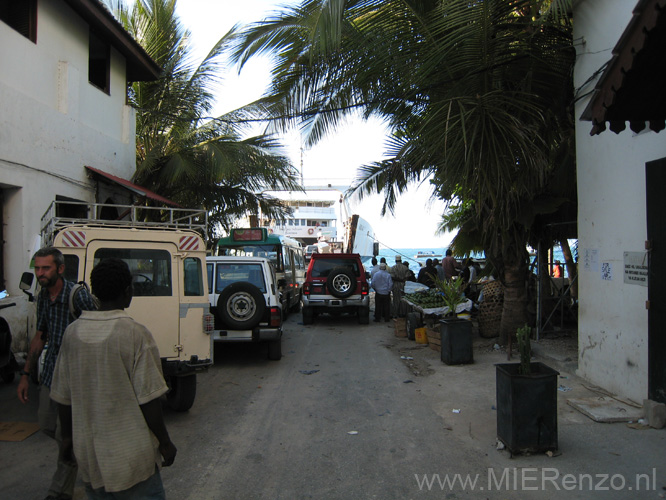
[174,0,453,250]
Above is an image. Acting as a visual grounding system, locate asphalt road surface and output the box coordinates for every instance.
[2,311,665,499]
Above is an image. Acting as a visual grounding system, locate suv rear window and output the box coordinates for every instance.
[213,263,266,293]
[310,259,360,278]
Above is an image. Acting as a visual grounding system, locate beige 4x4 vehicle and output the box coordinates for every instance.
[41,201,213,411]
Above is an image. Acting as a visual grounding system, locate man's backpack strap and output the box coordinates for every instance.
[69,281,99,319]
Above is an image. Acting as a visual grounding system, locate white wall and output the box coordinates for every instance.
[0,0,137,350]
[574,0,666,402]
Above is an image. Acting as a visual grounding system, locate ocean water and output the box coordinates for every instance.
[365,246,567,273]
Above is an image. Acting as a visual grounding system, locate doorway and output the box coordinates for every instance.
[646,158,666,403]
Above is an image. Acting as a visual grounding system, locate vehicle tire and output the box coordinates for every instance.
[268,339,282,360]
[217,282,266,330]
[358,306,370,325]
[166,374,196,412]
[282,296,290,320]
[290,292,302,313]
[406,312,420,341]
[302,306,314,325]
[327,267,356,299]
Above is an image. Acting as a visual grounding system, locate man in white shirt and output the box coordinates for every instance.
[50,258,176,498]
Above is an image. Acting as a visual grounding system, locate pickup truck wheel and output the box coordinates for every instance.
[217,282,265,330]
[358,306,370,325]
[268,339,282,360]
[327,267,356,298]
[302,306,314,325]
[166,374,196,412]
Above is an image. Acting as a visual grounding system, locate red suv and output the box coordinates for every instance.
[301,253,370,325]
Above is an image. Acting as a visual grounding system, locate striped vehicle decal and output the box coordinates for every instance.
[61,230,86,247]
[179,235,200,251]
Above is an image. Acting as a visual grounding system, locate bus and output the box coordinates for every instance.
[215,228,305,316]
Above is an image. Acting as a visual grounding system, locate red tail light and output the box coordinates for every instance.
[361,282,369,296]
[270,307,281,327]
[203,313,214,333]
[303,282,311,296]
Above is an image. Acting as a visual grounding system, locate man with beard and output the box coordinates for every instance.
[17,247,96,500]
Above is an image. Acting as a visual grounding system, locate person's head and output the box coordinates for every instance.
[555,260,561,265]
[33,247,65,289]
[380,257,387,264]
[90,258,133,309]
[371,257,378,266]
[379,263,387,270]
[403,262,409,268]
[446,249,453,257]
[426,258,433,267]
[433,258,440,266]
[395,255,402,263]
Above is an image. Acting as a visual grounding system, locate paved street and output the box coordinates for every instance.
[1,312,665,499]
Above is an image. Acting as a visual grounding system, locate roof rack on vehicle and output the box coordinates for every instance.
[40,200,208,246]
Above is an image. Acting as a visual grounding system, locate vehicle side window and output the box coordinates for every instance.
[94,248,172,297]
[63,255,79,282]
[184,257,204,296]
[206,263,214,294]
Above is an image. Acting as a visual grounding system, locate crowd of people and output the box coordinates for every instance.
[368,250,483,319]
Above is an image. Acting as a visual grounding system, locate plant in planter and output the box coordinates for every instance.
[496,324,559,455]
[434,277,473,365]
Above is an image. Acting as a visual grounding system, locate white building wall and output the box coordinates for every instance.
[574,0,666,402]
[0,0,137,350]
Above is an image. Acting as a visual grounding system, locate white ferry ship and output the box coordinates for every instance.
[414,250,442,259]
[258,187,376,260]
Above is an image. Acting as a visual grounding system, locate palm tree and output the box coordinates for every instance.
[105,0,302,240]
[233,0,575,341]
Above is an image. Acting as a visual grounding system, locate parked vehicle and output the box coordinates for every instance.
[301,253,370,325]
[206,256,282,360]
[40,200,213,411]
[304,244,319,261]
[0,300,19,383]
[215,228,305,317]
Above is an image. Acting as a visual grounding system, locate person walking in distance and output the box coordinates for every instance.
[17,247,96,500]
[371,263,393,322]
[442,249,462,281]
[50,258,177,499]
[389,255,409,318]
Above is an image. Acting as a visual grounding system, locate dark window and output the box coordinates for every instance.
[63,255,79,283]
[89,29,110,93]
[94,248,172,297]
[214,263,266,294]
[184,257,204,296]
[0,0,37,42]
[311,259,360,278]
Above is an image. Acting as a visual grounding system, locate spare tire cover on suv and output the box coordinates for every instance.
[326,267,356,299]
[217,282,266,329]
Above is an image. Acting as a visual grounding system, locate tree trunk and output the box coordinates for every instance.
[499,261,528,345]
[559,238,577,299]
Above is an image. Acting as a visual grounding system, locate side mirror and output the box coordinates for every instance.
[20,272,35,302]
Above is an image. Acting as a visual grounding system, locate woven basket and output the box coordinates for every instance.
[478,281,503,338]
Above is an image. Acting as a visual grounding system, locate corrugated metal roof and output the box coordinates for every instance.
[85,166,180,207]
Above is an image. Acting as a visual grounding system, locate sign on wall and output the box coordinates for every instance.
[623,251,648,287]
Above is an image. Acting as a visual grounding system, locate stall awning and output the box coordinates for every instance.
[85,166,180,207]
[581,0,666,135]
